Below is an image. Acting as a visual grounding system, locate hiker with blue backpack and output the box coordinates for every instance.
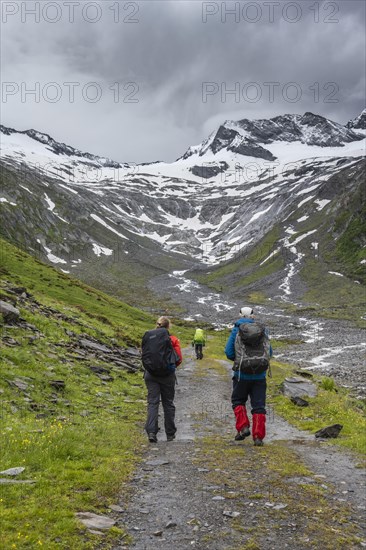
[225,307,272,447]
[141,317,182,443]
[192,328,206,359]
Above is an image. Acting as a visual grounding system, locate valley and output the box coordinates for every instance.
[2,3,365,547]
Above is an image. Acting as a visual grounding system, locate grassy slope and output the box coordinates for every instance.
[0,238,194,549]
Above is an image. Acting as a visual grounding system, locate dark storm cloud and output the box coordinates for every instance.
[1,0,365,162]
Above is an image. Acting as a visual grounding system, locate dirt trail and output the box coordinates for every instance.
[112,354,366,550]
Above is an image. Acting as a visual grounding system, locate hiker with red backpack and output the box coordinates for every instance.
[141,316,182,443]
[225,307,272,446]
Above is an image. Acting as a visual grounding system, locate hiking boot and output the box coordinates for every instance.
[253,438,264,447]
[234,427,250,441]
[148,433,157,443]
[166,434,175,442]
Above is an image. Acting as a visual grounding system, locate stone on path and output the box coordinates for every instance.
[76,512,116,530]
[283,377,318,398]
[273,503,288,510]
[315,424,343,439]
[223,510,240,518]
[291,396,309,407]
[109,504,125,513]
[165,521,177,528]
[145,459,170,466]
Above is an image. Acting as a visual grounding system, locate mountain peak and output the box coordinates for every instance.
[346,109,366,130]
[182,111,364,161]
[0,124,126,169]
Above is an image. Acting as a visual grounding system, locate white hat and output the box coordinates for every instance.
[239,306,254,317]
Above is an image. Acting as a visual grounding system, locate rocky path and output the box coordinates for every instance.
[112,354,366,550]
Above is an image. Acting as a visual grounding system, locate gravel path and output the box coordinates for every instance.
[112,354,366,550]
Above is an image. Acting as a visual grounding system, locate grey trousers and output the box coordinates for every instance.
[144,371,176,437]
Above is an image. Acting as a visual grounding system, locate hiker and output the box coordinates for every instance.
[192,327,206,360]
[141,316,182,443]
[224,306,272,446]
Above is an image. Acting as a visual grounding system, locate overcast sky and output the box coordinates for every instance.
[1,0,365,162]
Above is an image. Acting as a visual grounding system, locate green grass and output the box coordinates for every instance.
[320,376,336,392]
[268,360,366,455]
[0,238,195,548]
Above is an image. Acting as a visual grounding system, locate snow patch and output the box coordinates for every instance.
[58,183,78,195]
[297,196,315,208]
[54,213,69,224]
[0,197,17,206]
[44,193,55,211]
[37,239,67,265]
[260,248,280,265]
[92,244,114,257]
[291,229,317,247]
[244,204,273,226]
[315,199,331,211]
[20,185,33,194]
[296,184,321,196]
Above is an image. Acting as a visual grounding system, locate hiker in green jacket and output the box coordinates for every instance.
[192,328,206,360]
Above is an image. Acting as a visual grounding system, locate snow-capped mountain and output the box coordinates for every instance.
[1,110,365,305]
[182,112,363,163]
[346,108,366,130]
[0,125,127,170]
